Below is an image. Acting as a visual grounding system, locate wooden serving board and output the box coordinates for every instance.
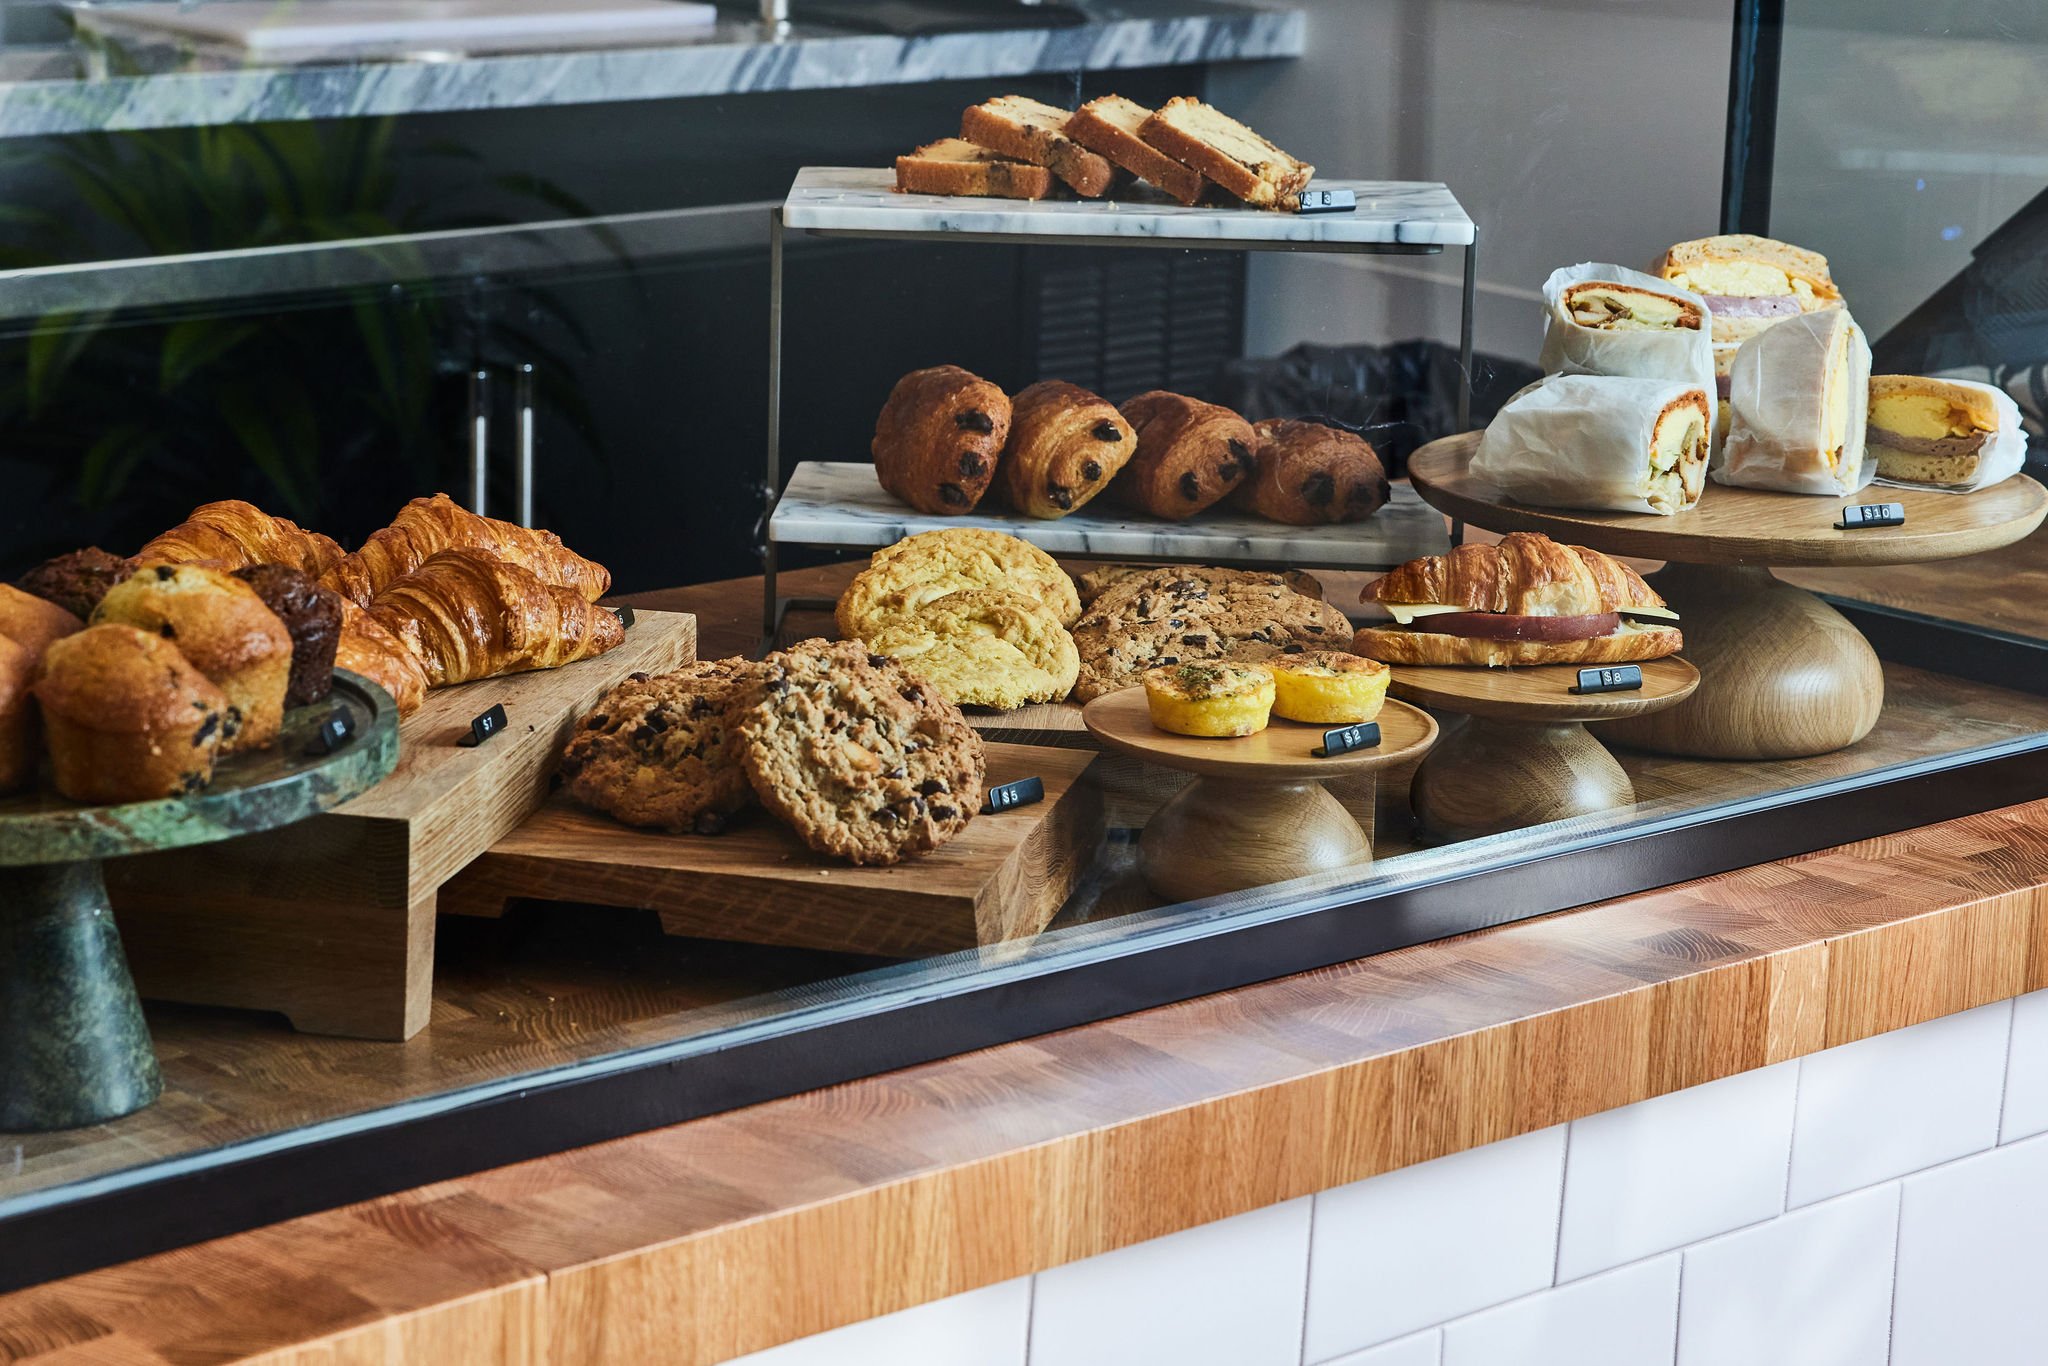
[441,743,1103,960]
[108,611,697,1040]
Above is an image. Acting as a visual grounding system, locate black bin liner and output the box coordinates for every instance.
[1216,340,1540,478]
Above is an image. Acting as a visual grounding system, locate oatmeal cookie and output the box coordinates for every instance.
[836,528,1080,639]
[860,588,1078,710]
[559,659,761,833]
[1070,568,1351,701]
[733,639,986,866]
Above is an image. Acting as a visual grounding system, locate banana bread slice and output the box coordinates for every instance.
[1067,95,1206,205]
[960,95,1119,198]
[895,138,1056,201]
[1139,97,1314,210]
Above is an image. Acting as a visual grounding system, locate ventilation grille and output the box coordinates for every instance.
[1024,249,1245,403]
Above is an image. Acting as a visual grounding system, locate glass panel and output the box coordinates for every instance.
[0,0,2042,1260]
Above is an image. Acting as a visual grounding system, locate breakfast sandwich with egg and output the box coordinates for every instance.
[1718,307,1871,496]
[1352,532,1682,668]
[1866,374,2016,488]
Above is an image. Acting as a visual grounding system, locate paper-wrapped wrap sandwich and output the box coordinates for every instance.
[1538,263,1718,429]
[1472,374,1712,515]
[1867,374,2027,492]
[1353,532,1682,668]
[1718,308,1873,497]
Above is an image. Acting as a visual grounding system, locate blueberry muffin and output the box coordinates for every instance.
[94,563,291,754]
[34,624,229,804]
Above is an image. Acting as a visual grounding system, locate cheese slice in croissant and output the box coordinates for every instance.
[369,548,623,687]
[323,494,611,607]
[1353,532,1682,667]
[139,500,345,578]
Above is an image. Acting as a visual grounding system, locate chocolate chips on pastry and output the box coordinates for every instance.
[871,366,1012,515]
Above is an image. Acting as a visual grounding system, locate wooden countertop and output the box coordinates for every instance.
[5,552,2048,1364]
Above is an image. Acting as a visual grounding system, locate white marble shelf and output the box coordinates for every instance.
[770,462,1449,569]
[783,168,1474,248]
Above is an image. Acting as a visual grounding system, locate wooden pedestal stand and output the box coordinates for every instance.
[1408,434,2047,759]
[0,675,397,1131]
[1081,689,1437,902]
[1391,659,1698,841]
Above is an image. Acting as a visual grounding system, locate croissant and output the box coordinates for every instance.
[322,494,610,608]
[336,599,429,716]
[1366,532,1666,617]
[1115,391,1258,519]
[369,549,623,687]
[138,500,344,578]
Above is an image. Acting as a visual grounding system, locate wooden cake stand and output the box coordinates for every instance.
[1391,658,1699,841]
[1407,433,2048,758]
[0,674,398,1132]
[1082,688,1437,902]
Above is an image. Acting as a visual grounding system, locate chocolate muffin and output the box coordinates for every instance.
[16,547,136,621]
[233,563,342,707]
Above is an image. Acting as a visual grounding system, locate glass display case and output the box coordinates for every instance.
[1,0,2043,1291]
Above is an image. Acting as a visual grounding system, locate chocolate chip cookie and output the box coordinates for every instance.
[732,639,986,866]
[560,659,761,833]
[1070,567,1351,701]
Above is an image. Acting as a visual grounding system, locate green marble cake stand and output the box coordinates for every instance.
[0,671,398,1133]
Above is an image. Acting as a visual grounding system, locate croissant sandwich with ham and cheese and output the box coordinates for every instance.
[1352,532,1683,668]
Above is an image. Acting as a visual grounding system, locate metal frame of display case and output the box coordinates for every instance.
[759,188,1481,640]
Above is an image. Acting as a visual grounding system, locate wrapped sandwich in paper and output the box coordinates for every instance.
[1537,263,1718,432]
[1718,308,1872,496]
[1472,374,1713,515]
[1868,374,2027,493]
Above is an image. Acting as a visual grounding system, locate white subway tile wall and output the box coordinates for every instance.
[1891,1132,2048,1364]
[1786,999,2010,1207]
[1675,1184,1898,1366]
[1439,1256,1679,1366]
[1998,987,2048,1143]
[1302,1125,1566,1359]
[1554,1061,1798,1281]
[1028,1198,1311,1366]
[719,1002,2048,1366]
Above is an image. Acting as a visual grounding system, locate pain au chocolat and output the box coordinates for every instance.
[1353,532,1682,668]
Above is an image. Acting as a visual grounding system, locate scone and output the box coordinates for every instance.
[34,624,229,804]
[1236,419,1390,525]
[1070,566,1352,702]
[731,639,986,866]
[0,635,34,793]
[0,583,84,666]
[94,563,292,754]
[1267,651,1389,724]
[1117,391,1259,519]
[860,588,1079,710]
[997,380,1134,518]
[871,366,1011,515]
[836,527,1081,638]
[16,547,135,620]
[560,660,763,834]
[232,564,342,708]
[1143,662,1275,737]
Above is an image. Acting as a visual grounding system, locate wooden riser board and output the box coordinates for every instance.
[109,611,698,1040]
[442,743,1103,960]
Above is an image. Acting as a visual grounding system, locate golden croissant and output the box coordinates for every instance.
[369,548,623,687]
[138,500,345,578]
[323,493,610,607]
[335,599,429,716]
[1366,532,1666,617]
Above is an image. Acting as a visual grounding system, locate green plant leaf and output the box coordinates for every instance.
[159,317,260,392]
[26,309,113,416]
[78,421,156,505]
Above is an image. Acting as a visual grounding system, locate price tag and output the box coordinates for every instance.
[1571,665,1643,695]
[1313,721,1381,757]
[456,703,509,748]
[1836,502,1905,530]
[611,604,636,629]
[1295,187,1357,215]
[981,775,1045,815]
[303,707,355,757]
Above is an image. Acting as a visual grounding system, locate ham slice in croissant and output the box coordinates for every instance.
[138,500,344,578]
[323,494,609,608]
[1354,532,1681,667]
[369,548,623,687]
[335,599,429,716]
